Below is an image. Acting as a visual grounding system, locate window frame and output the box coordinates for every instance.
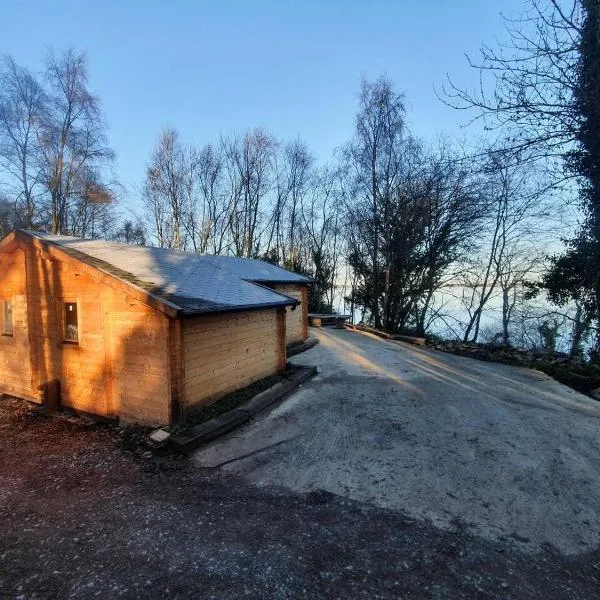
[62,300,80,345]
[1,299,14,337]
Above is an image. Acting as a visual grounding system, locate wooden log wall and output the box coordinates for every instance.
[0,239,172,425]
[0,248,33,400]
[182,308,285,411]
[271,284,308,345]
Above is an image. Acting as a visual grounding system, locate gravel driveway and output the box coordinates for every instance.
[2,329,600,599]
[194,327,600,555]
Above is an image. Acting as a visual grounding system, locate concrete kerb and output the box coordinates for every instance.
[286,337,319,357]
[169,365,318,454]
[169,410,250,453]
[242,381,291,416]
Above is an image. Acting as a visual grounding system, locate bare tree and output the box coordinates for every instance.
[497,246,544,345]
[346,130,485,335]
[271,139,314,269]
[443,2,600,353]
[223,129,276,257]
[442,0,581,165]
[300,167,342,311]
[113,219,146,245]
[459,151,548,342]
[343,76,406,328]
[408,145,485,335]
[188,143,228,254]
[143,129,194,249]
[69,171,115,238]
[0,56,46,228]
[0,194,18,237]
[38,49,114,234]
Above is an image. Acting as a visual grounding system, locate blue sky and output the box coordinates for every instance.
[0,0,525,205]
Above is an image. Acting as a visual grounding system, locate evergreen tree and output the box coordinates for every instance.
[544,1,600,352]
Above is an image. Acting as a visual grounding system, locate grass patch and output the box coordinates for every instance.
[174,374,285,432]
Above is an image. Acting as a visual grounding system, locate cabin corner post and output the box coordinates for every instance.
[24,241,39,400]
[277,307,287,370]
[302,285,308,341]
[168,316,184,425]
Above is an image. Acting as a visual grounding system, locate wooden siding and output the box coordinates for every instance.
[168,317,184,424]
[272,283,308,345]
[0,239,172,426]
[0,248,33,399]
[106,301,171,425]
[182,308,284,411]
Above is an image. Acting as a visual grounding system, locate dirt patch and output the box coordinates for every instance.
[0,396,186,481]
[1,395,600,599]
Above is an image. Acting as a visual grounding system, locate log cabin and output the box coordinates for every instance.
[0,230,311,426]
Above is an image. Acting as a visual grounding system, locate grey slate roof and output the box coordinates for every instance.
[190,254,312,284]
[22,231,310,316]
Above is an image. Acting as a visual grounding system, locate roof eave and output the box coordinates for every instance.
[249,277,313,285]
[180,298,297,318]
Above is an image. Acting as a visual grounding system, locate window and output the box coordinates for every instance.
[64,302,78,343]
[2,301,13,336]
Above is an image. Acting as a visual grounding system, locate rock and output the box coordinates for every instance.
[142,451,153,459]
[590,388,600,400]
[149,429,170,444]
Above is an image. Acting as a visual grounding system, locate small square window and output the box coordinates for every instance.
[2,301,13,336]
[64,302,78,343]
